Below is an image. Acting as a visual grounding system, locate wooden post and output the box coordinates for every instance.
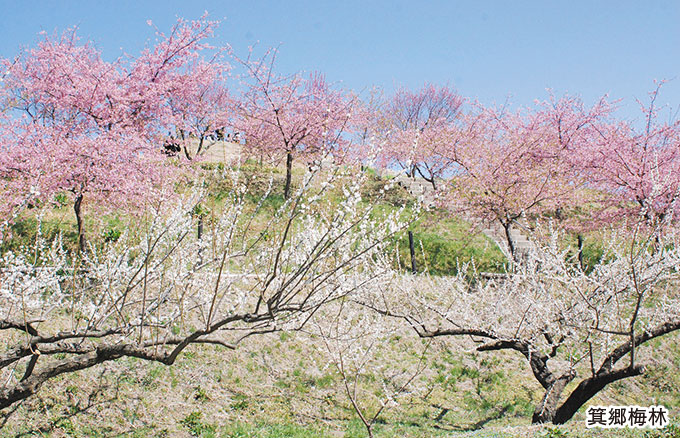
[577,234,584,271]
[197,215,204,265]
[408,230,417,274]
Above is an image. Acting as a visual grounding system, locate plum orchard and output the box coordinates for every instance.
[1,16,680,427]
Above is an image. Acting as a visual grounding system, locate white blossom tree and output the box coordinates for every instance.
[361,222,680,424]
[0,163,411,410]
[312,297,430,438]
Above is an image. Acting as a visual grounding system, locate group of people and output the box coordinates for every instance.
[162,128,243,156]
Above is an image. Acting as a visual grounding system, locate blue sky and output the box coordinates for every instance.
[1,1,678,123]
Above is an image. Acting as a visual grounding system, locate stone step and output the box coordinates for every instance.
[391,174,535,252]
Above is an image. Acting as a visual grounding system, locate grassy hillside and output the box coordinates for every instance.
[2,330,678,437]
[1,163,678,438]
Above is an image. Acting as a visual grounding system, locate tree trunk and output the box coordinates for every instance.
[550,366,644,424]
[180,129,192,161]
[502,222,517,262]
[74,194,87,253]
[196,135,204,157]
[284,151,293,199]
[415,165,437,190]
[531,373,574,423]
[529,366,645,424]
[183,146,192,161]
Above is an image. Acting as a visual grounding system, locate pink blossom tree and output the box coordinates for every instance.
[578,83,680,231]
[379,84,464,188]
[443,96,610,260]
[167,58,232,160]
[0,17,218,251]
[233,49,356,198]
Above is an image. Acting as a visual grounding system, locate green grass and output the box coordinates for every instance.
[1,162,510,278]
[393,209,507,275]
[221,422,330,438]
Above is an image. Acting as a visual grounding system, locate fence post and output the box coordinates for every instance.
[197,216,204,264]
[408,230,417,274]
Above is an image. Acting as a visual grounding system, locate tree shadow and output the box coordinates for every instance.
[3,368,127,437]
[433,404,511,432]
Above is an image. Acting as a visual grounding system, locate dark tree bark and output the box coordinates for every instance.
[502,221,517,262]
[197,215,204,240]
[399,316,680,425]
[284,151,294,199]
[196,135,204,157]
[532,373,575,423]
[0,314,248,410]
[551,366,644,424]
[415,165,437,190]
[74,194,86,253]
[177,129,194,161]
[197,215,204,265]
[408,230,417,273]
